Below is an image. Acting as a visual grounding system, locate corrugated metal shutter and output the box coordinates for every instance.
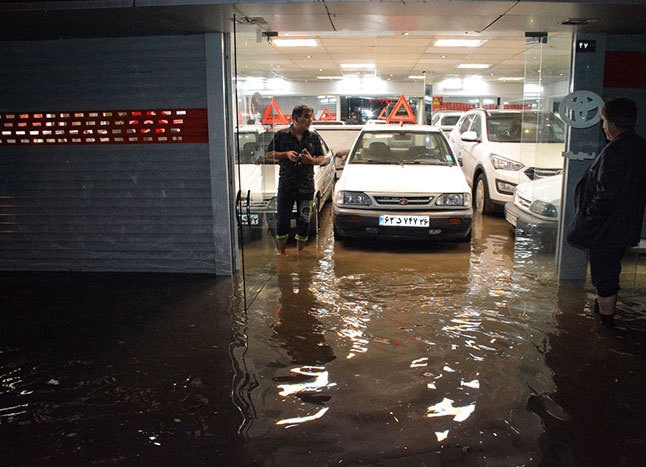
[0,35,232,274]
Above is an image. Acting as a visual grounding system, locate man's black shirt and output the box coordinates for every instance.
[267,126,324,194]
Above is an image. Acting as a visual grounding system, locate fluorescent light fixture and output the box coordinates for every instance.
[409,75,426,80]
[272,39,318,47]
[498,76,524,81]
[434,39,486,47]
[317,76,344,80]
[340,63,376,70]
[441,78,463,90]
[457,64,491,69]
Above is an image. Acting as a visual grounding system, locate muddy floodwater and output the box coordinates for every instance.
[2,207,646,466]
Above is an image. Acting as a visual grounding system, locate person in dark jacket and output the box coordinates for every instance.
[567,97,646,328]
[266,104,326,255]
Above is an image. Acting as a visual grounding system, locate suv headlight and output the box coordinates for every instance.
[336,191,372,206]
[490,153,524,171]
[436,193,471,206]
[530,200,558,218]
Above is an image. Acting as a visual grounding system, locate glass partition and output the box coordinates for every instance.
[232,17,284,309]
[509,33,572,278]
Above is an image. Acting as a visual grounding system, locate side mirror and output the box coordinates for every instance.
[461,131,480,142]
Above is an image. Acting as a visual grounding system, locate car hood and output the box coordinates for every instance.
[516,174,563,204]
[337,164,470,193]
[487,142,564,168]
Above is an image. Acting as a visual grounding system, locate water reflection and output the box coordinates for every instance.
[2,208,645,465]
[238,212,560,465]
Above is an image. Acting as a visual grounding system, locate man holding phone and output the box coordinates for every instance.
[266,104,326,255]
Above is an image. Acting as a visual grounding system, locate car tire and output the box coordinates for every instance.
[474,172,495,215]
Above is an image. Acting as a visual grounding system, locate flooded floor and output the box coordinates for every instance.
[2,207,646,466]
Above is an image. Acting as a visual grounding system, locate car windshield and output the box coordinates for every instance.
[441,115,461,126]
[486,112,565,143]
[349,130,456,166]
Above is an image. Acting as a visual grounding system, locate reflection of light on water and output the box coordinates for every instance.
[277,366,335,397]
[276,407,330,426]
[276,366,336,427]
[410,357,428,368]
[426,397,475,422]
[461,379,480,389]
[0,403,29,419]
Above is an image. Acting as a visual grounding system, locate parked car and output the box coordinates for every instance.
[313,124,363,179]
[430,110,464,134]
[447,109,565,215]
[333,125,473,241]
[504,173,562,248]
[235,125,271,232]
[238,128,336,238]
[312,120,345,126]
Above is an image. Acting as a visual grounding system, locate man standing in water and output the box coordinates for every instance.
[567,97,646,328]
[266,104,326,255]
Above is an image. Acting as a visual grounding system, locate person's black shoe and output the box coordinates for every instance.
[600,313,615,328]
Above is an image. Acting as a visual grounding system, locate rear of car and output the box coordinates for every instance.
[333,125,473,241]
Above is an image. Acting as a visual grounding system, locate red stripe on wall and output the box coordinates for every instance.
[604,52,646,89]
[0,108,208,146]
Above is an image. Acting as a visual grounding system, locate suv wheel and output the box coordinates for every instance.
[474,173,494,215]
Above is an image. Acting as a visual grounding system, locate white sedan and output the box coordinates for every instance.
[333,125,473,241]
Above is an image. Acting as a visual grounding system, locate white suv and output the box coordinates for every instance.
[447,109,565,214]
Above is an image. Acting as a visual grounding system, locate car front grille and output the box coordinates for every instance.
[516,193,532,210]
[524,167,562,180]
[374,195,433,206]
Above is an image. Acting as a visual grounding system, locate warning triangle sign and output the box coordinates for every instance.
[317,107,335,121]
[387,95,417,123]
[377,106,389,120]
[261,98,289,126]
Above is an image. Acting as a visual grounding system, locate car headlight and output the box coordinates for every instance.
[435,193,471,206]
[530,200,558,218]
[490,153,524,171]
[335,191,372,206]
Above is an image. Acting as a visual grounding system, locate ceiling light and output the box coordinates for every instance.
[409,75,425,80]
[457,64,491,69]
[498,77,524,81]
[271,39,318,47]
[317,76,344,80]
[560,18,598,26]
[340,63,376,70]
[434,39,486,47]
[441,78,463,90]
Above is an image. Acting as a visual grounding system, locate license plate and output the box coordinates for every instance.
[379,215,429,228]
[505,210,517,227]
[241,213,260,226]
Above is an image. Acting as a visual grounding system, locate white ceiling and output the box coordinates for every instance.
[230,1,646,84]
[1,1,645,86]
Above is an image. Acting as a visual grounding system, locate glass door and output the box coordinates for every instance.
[232,16,282,309]
[511,32,572,278]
